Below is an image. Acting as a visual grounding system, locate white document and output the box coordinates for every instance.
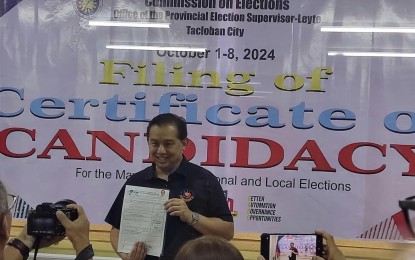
[118,185,169,257]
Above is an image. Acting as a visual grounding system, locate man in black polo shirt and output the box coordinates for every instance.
[105,113,234,260]
[288,242,298,260]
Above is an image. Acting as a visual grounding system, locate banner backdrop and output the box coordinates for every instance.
[2,0,415,239]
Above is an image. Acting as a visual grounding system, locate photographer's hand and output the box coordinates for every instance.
[56,204,90,255]
[13,224,36,250]
[312,230,346,260]
[4,223,63,260]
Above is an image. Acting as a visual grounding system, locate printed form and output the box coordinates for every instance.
[118,185,169,257]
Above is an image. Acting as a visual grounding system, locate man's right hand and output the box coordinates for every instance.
[119,242,147,260]
[110,227,147,260]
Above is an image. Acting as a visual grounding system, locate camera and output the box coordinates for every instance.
[27,199,78,236]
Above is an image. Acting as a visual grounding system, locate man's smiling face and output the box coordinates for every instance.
[148,124,187,176]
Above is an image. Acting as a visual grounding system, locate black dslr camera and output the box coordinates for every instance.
[27,199,78,236]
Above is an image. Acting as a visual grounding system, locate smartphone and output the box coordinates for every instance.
[260,233,323,260]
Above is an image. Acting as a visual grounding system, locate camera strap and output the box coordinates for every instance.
[32,236,42,260]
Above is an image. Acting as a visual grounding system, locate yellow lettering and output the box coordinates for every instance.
[226,72,255,96]
[274,74,304,91]
[306,67,333,92]
[99,60,134,84]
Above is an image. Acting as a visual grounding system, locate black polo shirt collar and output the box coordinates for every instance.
[143,156,190,181]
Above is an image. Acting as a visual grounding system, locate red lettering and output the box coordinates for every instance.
[201,136,226,167]
[284,140,335,172]
[37,129,83,159]
[3,127,412,177]
[0,128,35,157]
[183,138,196,161]
[390,144,415,176]
[230,137,284,168]
[86,131,140,162]
[338,142,386,174]
[142,133,152,163]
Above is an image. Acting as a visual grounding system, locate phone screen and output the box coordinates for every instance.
[260,233,322,260]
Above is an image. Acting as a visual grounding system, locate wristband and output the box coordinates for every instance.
[7,238,30,260]
[75,244,94,260]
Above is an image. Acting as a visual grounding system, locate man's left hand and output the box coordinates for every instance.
[164,198,192,224]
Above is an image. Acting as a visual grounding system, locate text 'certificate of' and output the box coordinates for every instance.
[118,185,169,257]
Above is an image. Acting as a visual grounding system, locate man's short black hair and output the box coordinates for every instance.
[146,113,188,140]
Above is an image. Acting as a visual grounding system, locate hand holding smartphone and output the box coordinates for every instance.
[260,233,323,260]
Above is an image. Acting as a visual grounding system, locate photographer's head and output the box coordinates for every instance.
[0,180,13,250]
[174,235,243,260]
[0,181,7,215]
